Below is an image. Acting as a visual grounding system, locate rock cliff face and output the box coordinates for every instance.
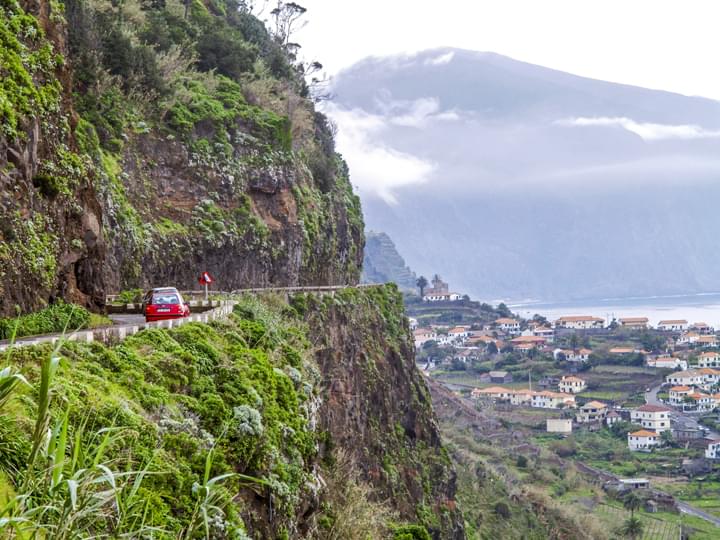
[0,0,363,317]
[0,0,106,316]
[303,286,464,539]
[362,230,417,291]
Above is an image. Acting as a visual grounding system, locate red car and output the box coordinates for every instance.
[143,287,190,322]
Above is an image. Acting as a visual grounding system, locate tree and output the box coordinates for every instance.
[660,429,674,447]
[416,276,428,298]
[486,341,499,355]
[496,302,511,318]
[270,1,307,47]
[619,516,644,539]
[622,492,642,518]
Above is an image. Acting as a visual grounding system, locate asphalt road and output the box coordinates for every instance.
[677,500,720,526]
[645,383,720,439]
[109,314,147,326]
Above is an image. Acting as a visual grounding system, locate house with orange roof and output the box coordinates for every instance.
[555,315,604,330]
[684,391,714,412]
[509,389,535,406]
[471,386,512,401]
[697,351,720,368]
[647,356,687,370]
[630,404,672,433]
[448,326,471,341]
[691,322,713,334]
[619,317,649,329]
[576,400,608,423]
[669,385,692,406]
[628,430,660,452]
[558,375,587,394]
[610,346,637,355]
[514,342,537,354]
[531,391,576,409]
[495,317,521,334]
[697,335,718,348]
[413,328,437,348]
[657,319,688,332]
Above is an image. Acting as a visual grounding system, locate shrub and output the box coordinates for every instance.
[0,302,91,339]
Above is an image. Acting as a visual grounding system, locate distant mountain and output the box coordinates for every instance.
[328,48,720,302]
[362,231,417,291]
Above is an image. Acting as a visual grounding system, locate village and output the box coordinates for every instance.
[408,276,720,527]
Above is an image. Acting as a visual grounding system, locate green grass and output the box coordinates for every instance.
[87,313,113,329]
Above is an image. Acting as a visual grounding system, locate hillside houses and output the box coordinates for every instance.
[657,319,688,332]
[555,315,604,330]
[630,405,672,433]
[619,317,649,329]
[628,430,661,452]
[666,368,720,390]
[697,352,720,368]
[554,348,592,362]
[646,356,687,370]
[471,386,576,409]
[495,317,521,335]
[558,375,586,394]
[576,401,608,423]
[422,276,462,302]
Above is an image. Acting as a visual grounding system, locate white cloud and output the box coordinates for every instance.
[558,116,720,140]
[424,51,455,66]
[374,96,461,128]
[321,103,436,204]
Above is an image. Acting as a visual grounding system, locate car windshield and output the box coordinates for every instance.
[152,293,180,305]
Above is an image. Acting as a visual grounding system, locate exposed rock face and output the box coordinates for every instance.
[305,286,465,539]
[0,0,106,316]
[0,0,363,316]
[362,230,417,291]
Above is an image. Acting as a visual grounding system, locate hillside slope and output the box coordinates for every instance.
[0,0,363,317]
[0,287,463,538]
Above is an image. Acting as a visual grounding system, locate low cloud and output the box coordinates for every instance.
[322,103,437,204]
[424,51,455,66]
[558,116,720,140]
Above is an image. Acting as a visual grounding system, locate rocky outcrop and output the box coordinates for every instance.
[303,286,465,539]
[0,0,106,316]
[362,230,417,290]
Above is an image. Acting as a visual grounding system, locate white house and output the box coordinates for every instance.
[605,410,622,426]
[697,335,718,348]
[657,320,688,332]
[547,418,573,433]
[691,322,713,334]
[495,318,521,335]
[576,400,608,423]
[628,430,660,452]
[706,439,720,459]
[619,317,649,329]
[448,326,471,341]
[408,318,418,331]
[666,369,705,387]
[555,315,604,330]
[558,375,587,394]
[413,328,437,348]
[697,352,720,368]
[630,404,672,433]
[676,332,700,345]
[471,386,512,401]
[509,389,535,406]
[647,356,687,370]
[668,385,692,406]
[532,326,555,343]
[566,348,592,362]
[423,292,462,302]
[685,391,715,412]
[531,391,576,409]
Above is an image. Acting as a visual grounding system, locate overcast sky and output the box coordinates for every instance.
[293,0,720,100]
